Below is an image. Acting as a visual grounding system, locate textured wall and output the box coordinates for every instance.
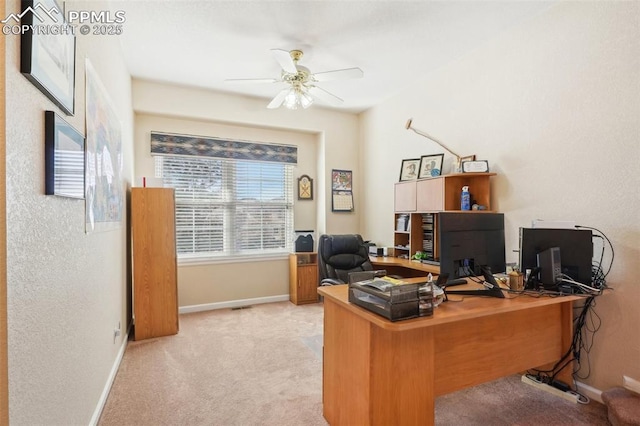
[5,0,133,424]
[360,1,640,393]
[0,0,7,421]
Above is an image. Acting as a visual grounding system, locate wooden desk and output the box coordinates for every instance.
[318,283,582,426]
[370,256,439,277]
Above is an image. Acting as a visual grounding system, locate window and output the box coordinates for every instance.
[155,155,294,261]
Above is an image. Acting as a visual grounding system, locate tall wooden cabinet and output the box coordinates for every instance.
[289,253,319,305]
[131,187,179,341]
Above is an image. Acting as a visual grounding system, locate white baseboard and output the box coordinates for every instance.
[623,376,640,394]
[179,294,290,314]
[89,327,130,426]
[575,380,603,404]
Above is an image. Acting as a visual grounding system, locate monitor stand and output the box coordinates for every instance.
[444,267,505,299]
[444,286,505,298]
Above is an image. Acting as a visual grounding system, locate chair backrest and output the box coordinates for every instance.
[318,234,374,284]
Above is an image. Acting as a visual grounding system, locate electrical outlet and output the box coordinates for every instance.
[113,321,121,343]
[623,376,640,394]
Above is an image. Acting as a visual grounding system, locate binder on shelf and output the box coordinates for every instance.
[396,214,410,232]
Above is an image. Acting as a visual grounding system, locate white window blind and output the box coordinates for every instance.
[155,156,294,260]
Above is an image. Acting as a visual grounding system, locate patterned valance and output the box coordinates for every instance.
[150,132,297,164]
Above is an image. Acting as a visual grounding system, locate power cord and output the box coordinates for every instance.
[528,294,602,389]
[558,273,602,295]
[576,225,614,279]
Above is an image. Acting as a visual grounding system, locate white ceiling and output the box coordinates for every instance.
[118,1,554,113]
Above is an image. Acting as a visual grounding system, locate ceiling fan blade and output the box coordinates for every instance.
[308,86,343,105]
[225,78,279,84]
[267,88,290,109]
[312,67,363,82]
[271,49,298,74]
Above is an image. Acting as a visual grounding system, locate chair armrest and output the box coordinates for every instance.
[320,278,345,286]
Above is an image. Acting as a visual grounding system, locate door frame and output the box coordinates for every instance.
[1,0,9,422]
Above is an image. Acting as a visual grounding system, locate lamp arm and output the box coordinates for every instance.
[405,118,461,161]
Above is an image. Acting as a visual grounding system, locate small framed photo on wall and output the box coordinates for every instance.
[297,175,313,200]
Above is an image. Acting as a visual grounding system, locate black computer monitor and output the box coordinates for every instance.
[519,228,593,285]
[438,212,506,280]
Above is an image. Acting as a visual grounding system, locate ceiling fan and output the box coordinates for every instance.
[225,49,364,109]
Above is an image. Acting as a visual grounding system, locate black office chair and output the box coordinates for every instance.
[318,234,385,286]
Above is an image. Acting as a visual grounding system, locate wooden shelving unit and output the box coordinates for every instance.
[394,213,423,258]
[420,213,438,260]
[395,172,496,212]
[393,173,497,259]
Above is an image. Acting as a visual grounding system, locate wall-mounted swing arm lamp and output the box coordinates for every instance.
[405,118,462,172]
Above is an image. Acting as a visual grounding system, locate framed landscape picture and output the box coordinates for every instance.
[20,0,76,115]
[85,60,123,232]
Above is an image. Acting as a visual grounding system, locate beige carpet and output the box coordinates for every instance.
[99,301,609,425]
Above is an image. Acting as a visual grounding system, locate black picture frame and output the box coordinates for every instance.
[21,0,76,115]
[297,174,313,200]
[45,110,85,198]
[418,154,445,179]
[399,158,420,182]
[462,160,490,173]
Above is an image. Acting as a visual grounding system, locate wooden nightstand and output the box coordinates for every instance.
[289,252,319,305]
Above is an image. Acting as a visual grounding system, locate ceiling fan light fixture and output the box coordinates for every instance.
[226,48,362,110]
[283,87,314,110]
[299,91,313,109]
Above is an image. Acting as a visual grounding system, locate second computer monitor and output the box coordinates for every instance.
[438,212,506,280]
[519,227,593,285]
